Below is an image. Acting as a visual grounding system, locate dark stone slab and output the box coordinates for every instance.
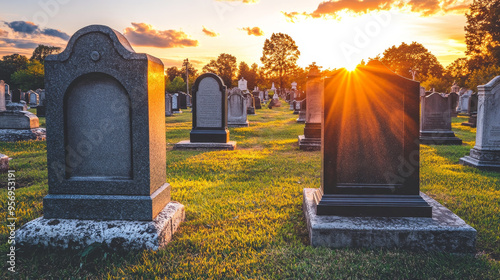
[36,105,46,117]
[0,111,39,129]
[298,135,321,151]
[319,61,431,217]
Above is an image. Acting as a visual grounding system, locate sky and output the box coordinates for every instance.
[0,0,472,71]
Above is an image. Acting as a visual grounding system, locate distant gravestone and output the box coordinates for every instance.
[299,68,322,151]
[238,77,248,91]
[186,93,192,107]
[12,89,21,103]
[460,76,500,171]
[227,88,249,127]
[296,99,306,123]
[293,100,300,114]
[254,96,262,109]
[462,93,478,127]
[16,25,184,251]
[5,83,10,102]
[291,81,297,90]
[165,93,173,116]
[0,80,6,111]
[448,92,459,117]
[172,93,182,113]
[29,91,39,106]
[420,93,462,145]
[178,92,187,109]
[245,93,255,115]
[303,61,476,252]
[457,90,471,113]
[174,73,236,150]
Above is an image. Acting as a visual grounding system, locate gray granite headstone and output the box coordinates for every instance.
[227,88,248,127]
[419,93,462,145]
[165,93,173,116]
[460,76,500,171]
[29,91,39,106]
[43,25,170,221]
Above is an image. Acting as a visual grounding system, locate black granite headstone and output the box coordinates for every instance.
[317,60,432,217]
[190,73,229,143]
[12,89,21,103]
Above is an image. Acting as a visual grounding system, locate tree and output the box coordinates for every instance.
[202,53,237,87]
[379,42,444,82]
[465,0,500,69]
[0,54,29,85]
[11,60,44,91]
[238,61,259,90]
[30,45,61,63]
[420,76,452,92]
[445,58,470,87]
[166,66,182,81]
[465,64,500,91]
[261,33,300,90]
[167,76,186,93]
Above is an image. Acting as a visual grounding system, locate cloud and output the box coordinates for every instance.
[0,38,39,49]
[240,27,264,36]
[0,29,8,37]
[4,20,70,40]
[123,23,198,48]
[5,21,39,34]
[202,26,219,37]
[283,0,472,20]
[42,28,70,40]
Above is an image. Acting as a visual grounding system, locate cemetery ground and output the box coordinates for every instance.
[0,106,499,279]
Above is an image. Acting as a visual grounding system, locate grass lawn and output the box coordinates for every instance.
[1,106,499,279]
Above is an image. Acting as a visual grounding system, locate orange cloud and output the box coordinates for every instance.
[240,27,264,36]
[123,23,198,48]
[0,29,8,37]
[202,26,219,37]
[283,0,472,20]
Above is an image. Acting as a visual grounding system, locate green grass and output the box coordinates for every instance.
[1,106,499,279]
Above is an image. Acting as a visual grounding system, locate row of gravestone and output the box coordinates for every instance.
[13,24,498,253]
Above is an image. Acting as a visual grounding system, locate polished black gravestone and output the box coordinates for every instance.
[174,73,236,150]
[317,61,432,217]
[16,25,184,251]
[304,61,476,252]
[420,93,462,145]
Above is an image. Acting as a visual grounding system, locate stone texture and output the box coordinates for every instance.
[173,140,236,151]
[296,99,306,123]
[16,201,185,251]
[0,128,46,142]
[43,25,169,220]
[460,76,500,172]
[298,135,321,151]
[228,88,249,127]
[0,153,8,173]
[303,188,476,253]
[165,93,173,116]
[420,93,462,145]
[299,68,322,151]
[6,102,27,111]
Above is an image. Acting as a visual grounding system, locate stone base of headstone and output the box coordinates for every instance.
[460,148,500,172]
[298,135,321,151]
[228,121,249,128]
[303,188,476,253]
[0,153,9,173]
[461,114,477,128]
[296,111,306,123]
[16,201,184,251]
[190,129,229,143]
[419,131,462,145]
[36,105,46,117]
[173,109,182,114]
[173,140,236,151]
[0,128,46,142]
[6,102,28,111]
[289,103,294,110]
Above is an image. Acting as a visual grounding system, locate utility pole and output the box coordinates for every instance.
[184,58,189,95]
